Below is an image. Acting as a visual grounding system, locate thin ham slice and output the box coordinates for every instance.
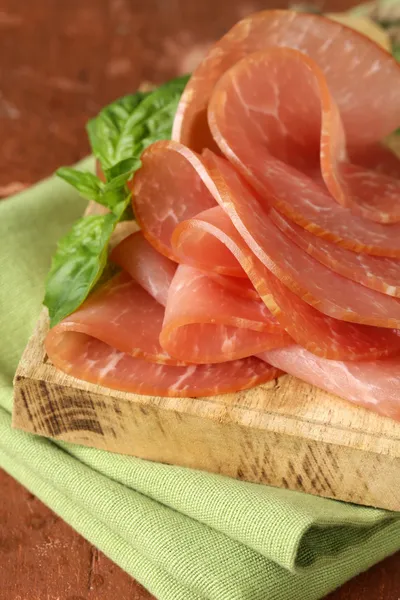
[260,347,400,421]
[132,141,216,260]
[203,151,400,329]
[173,205,400,361]
[110,231,176,307]
[160,264,290,363]
[47,330,279,398]
[208,50,400,247]
[271,210,400,297]
[173,9,400,152]
[208,48,400,224]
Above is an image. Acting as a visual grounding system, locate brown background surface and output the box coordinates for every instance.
[1,0,400,598]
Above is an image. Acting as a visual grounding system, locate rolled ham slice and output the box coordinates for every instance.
[111,232,286,362]
[173,9,400,152]
[46,272,178,365]
[260,347,400,421]
[208,50,400,246]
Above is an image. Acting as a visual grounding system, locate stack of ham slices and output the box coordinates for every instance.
[46,10,400,421]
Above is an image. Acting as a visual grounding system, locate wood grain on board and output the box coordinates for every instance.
[2,0,400,598]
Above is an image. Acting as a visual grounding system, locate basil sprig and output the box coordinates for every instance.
[44,75,189,327]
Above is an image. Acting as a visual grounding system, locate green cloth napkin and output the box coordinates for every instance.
[1,165,400,600]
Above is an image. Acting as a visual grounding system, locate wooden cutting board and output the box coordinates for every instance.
[12,205,400,512]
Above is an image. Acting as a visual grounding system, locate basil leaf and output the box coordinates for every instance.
[104,157,141,187]
[87,74,189,172]
[57,168,103,202]
[44,213,117,327]
[86,92,148,171]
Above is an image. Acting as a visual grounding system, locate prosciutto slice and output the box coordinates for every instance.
[111,231,288,362]
[203,152,400,328]
[47,330,278,398]
[173,9,400,151]
[173,205,400,361]
[260,347,400,421]
[271,210,400,297]
[210,48,400,224]
[133,141,216,260]
[46,273,178,365]
[208,50,400,249]
[160,264,290,363]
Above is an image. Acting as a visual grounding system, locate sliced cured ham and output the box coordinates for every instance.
[209,52,400,241]
[202,152,400,328]
[260,347,400,421]
[132,141,216,260]
[46,10,400,417]
[208,273,258,300]
[271,210,400,297]
[47,330,279,398]
[111,232,177,307]
[111,233,289,362]
[208,47,400,224]
[173,9,400,152]
[160,264,290,363]
[173,205,400,361]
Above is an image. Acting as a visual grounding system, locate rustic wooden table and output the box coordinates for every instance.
[1,1,400,598]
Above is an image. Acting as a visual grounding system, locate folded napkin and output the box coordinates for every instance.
[1,164,400,600]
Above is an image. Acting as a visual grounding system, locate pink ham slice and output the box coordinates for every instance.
[260,347,400,421]
[111,232,274,361]
[112,233,289,363]
[111,231,176,307]
[173,205,400,361]
[208,50,400,244]
[160,264,290,363]
[173,9,400,152]
[271,210,400,297]
[203,151,400,329]
[111,232,289,361]
[132,141,216,261]
[47,329,279,398]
